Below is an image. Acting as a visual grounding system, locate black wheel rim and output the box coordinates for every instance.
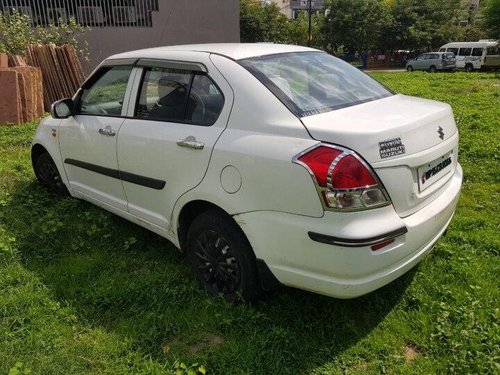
[192,230,241,295]
[38,159,63,193]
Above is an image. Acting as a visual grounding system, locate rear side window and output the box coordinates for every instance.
[486,46,499,55]
[471,48,484,56]
[135,67,224,126]
[459,48,472,56]
[79,66,132,116]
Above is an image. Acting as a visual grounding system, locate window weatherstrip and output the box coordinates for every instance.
[126,66,144,118]
[101,58,139,67]
[136,58,207,73]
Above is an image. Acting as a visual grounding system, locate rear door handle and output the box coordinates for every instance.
[176,136,204,150]
[98,126,116,136]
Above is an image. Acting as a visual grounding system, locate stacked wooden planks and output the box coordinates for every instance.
[0,53,44,125]
[26,44,85,111]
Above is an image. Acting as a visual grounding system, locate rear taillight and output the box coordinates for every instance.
[294,144,390,211]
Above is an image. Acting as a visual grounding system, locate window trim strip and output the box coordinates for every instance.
[136,58,208,73]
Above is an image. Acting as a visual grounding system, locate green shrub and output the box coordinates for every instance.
[0,9,89,60]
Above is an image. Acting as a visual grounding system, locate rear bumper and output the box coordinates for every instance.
[234,164,462,298]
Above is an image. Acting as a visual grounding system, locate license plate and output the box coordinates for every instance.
[418,151,453,192]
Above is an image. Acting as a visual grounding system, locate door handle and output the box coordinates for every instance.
[98,126,116,136]
[176,136,204,150]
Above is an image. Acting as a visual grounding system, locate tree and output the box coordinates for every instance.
[240,0,289,43]
[323,0,394,54]
[286,10,325,47]
[390,0,464,51]
[482,0,500,39]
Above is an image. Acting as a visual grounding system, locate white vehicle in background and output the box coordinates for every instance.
[439,40,499,71]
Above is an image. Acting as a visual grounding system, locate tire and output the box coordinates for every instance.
[186,210,261,302]
[34,152,69,196]
[465,64,474,72]
[406,65,413,72]
[429,65,436,73]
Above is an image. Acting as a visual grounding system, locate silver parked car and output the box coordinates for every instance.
[406,52,456,72]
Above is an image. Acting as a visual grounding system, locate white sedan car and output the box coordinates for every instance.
[32,44,462,301]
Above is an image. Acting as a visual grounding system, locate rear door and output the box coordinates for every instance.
[116,53,233,229]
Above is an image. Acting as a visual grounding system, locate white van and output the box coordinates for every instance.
[439,40,499,71]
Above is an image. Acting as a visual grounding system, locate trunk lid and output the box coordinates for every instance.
[300,94,459,217]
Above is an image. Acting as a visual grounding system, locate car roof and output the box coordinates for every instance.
[441,41,498,48]
[107,43,317,62]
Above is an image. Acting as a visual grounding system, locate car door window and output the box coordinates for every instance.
[486,47,499,55]
[136,67,191,122]
[136,67,224,126]
[447,48,458,56]
[471,48,483,56]
[459,48,472,56]
[188,74,224,125]
[79,66,132,116]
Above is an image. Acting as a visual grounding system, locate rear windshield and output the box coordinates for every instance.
[239,52,393,117]
[443,52,455,59]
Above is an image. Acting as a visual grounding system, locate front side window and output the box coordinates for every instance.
[79,66,132,116]
[459,48,472,56]
[239,52,393,117]
[136,67,224,126]
[448,48,458,56]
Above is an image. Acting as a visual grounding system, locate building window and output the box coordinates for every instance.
[0,0,160,27]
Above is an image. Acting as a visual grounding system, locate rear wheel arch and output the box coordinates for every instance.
[177,200,231,251]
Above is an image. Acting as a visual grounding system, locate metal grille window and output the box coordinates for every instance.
[0,0,159,27]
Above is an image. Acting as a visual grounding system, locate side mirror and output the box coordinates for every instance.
[51,98,75,119]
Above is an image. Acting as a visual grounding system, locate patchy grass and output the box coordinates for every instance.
[0,72,499,374]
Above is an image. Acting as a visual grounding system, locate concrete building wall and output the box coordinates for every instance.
[82,0,240,74]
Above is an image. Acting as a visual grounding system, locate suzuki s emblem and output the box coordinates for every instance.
[438,126,444,140]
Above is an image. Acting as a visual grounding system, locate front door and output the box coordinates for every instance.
[116,58,232,229]
[59,65,133,211]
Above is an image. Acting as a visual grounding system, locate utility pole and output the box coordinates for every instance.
[308,0,312,47]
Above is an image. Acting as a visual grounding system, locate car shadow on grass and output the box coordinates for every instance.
[3,180,417,374]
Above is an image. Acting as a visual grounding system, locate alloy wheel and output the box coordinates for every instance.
[191,229,241,295]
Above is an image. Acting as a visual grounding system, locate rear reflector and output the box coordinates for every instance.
[371,238,395,251]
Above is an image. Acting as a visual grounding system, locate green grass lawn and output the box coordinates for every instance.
[1,72,499,374]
